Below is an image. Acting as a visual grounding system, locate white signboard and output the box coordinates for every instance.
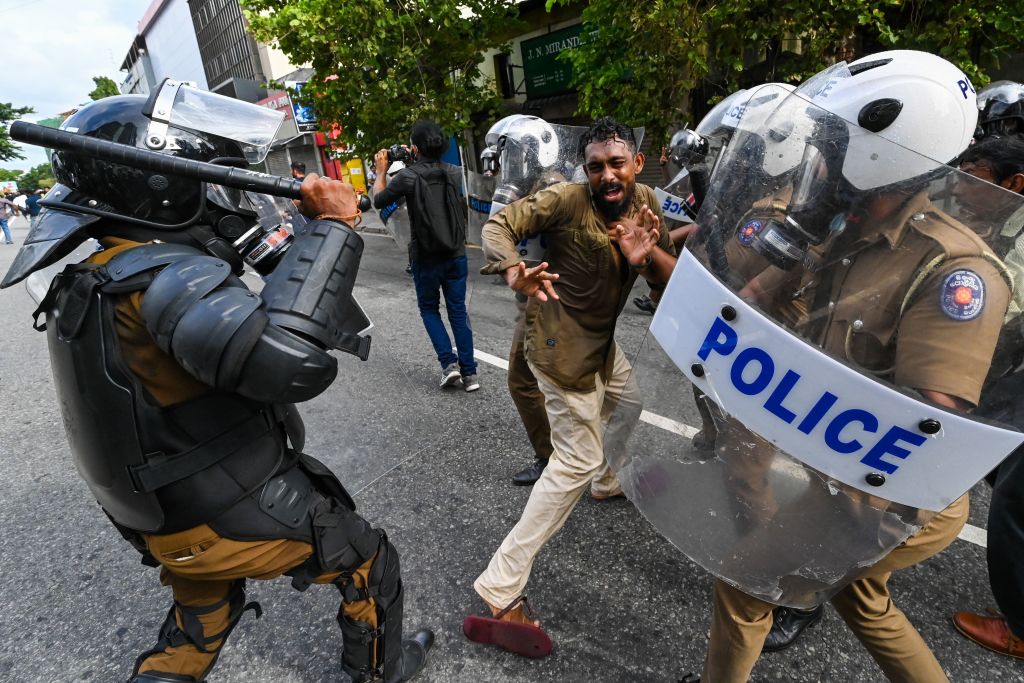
[651,250,1024,511]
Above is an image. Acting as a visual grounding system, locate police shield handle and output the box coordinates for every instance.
[650,250,1024,512]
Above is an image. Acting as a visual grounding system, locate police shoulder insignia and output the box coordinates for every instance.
[939,269,985,321]
[737,219,763,246]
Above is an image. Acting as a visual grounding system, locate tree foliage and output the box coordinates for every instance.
[548,0,1024,145]
[243,0,523,156]
[0,102,35,162]
[18,163,55,192]
[0,168,23,182]
[88,76,120,101]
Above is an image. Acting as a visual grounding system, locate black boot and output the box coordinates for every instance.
[512,458,548,486]
[633,294,658,314]
[396,629,434,681]
[763,604,824,652]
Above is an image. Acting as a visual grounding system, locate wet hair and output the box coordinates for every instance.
[960,137,1024,184]
[290,162,306,173]
[411,119,447,159]
[578,116,638,158]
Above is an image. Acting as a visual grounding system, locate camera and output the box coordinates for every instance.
[387,144,412,164]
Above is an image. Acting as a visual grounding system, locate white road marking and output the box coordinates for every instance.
[471,348,988,548]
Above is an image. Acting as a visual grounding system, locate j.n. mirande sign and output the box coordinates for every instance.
[520,24,596,99]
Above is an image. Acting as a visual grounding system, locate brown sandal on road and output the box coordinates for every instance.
[463,595,553,659]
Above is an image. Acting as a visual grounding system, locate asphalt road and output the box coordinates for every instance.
[0,213,1020,682]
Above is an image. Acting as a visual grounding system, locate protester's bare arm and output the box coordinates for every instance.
[503,261,560,302]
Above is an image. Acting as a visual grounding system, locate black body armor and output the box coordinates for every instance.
[38,243,293,533]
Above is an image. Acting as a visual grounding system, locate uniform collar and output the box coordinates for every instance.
[859,190,931,249]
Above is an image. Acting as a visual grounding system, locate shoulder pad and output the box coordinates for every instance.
[104,242,207,284]
[139,254,240,352]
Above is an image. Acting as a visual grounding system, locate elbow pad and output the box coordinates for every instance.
[259,219,372,360]
[140,255,337,403]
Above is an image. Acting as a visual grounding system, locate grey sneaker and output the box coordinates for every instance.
[440,363,461,388]
[462,374,480,392]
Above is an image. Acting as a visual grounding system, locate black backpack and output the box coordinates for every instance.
[409,163,466,259]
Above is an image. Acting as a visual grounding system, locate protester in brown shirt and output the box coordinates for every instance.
[465,117,675,657]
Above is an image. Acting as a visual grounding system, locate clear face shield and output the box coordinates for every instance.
[144,79,284,164]
[606,77,1024,607]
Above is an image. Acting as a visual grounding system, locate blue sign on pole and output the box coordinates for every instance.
[286,81,318,133]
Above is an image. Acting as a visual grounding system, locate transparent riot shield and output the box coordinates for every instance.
[379,196,411,253]
[465,169,495,245]
[609,72,1024,607]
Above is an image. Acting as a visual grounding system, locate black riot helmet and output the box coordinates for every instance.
[50,94,241,227]
[2,80,295,288]
[977,80,1024,140]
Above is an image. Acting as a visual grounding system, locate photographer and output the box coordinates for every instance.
[373,120,480,391]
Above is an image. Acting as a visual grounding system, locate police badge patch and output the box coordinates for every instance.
[939,269,985,321]
[737,219,763,246]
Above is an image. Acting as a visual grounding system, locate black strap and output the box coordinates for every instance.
[128,411,273,492]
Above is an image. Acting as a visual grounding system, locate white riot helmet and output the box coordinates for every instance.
[746,50,979,270]
[802,50,978,191]
[483,114,560,211]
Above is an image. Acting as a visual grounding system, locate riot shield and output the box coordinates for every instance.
[609,72,1024,607]
[465,169,495,245]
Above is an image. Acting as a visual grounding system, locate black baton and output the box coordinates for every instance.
[9,121,372,211]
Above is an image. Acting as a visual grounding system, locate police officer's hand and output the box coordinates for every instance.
[504,261,560,302]
[298,173,359,221]
[374,149,391,175]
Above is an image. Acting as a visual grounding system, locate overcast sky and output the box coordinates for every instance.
[0,0,141,171]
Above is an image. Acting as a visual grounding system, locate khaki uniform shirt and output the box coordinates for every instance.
[481,182,673,390]
[752,192,1010,406]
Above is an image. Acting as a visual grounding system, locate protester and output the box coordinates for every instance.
[290,161,306,180]
[372,120,479,391]
[25,188,44,227]
[0,194,16,244]
[464,117,675,657]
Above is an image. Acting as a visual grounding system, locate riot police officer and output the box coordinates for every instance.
[696,51,1012,682]
[0,81,432,683]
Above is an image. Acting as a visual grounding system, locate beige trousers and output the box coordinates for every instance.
[474,343,641,609]
[703,494,969,683]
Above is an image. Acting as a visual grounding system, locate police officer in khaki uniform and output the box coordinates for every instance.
[0,88,433,683]
[701,51,1011,682]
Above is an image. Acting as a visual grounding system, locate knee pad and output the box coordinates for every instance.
[131,580,261,681]
[336,535,406,683]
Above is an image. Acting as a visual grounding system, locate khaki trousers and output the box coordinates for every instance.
[703,494,969,683]
[475,343,641,609]
[137,525,374,679]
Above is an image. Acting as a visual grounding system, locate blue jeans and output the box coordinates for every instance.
[0,218,10,243]
[411,255,477,375]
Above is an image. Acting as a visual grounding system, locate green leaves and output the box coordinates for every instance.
[243,0,521,156]
[87,76,119,101]
[550,0,1023,145]
[0,102,35,162]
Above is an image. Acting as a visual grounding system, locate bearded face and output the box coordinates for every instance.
[584,137,643,221]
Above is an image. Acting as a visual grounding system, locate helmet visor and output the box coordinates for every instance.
[164,84,284,163]
[207,184,307,231]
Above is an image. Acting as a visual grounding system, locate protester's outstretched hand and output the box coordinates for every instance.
[504,261,560,302]
[298,173,358,220]
[612,204,661,268]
